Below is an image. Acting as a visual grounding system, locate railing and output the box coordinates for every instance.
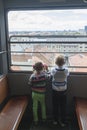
[8,35,87,72]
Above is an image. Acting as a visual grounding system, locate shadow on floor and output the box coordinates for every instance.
[18,117,79,130]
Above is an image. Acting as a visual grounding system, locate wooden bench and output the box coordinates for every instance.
[0,75,9,104]
[75,97,87,130]
[0,75,28,130]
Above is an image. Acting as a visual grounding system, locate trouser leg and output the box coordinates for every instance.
[32,92,38,122]
[60,94,67,122]
[52,90,59,121]
[39,94,46,120]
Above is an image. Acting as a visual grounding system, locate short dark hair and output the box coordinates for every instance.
[33,62,44,71]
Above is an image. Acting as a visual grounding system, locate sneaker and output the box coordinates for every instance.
[58,120,66,127]
[53,121,58,125]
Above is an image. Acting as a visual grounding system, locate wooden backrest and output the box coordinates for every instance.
[0,75,9,104]
[75,97,87,130]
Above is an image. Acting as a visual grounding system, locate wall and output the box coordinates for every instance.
[7,73,87,118]
[0,0,8,74]
[4,0,87,9]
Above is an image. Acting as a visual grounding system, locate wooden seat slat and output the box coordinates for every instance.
[75,97,87,130]
[0,96,28,130]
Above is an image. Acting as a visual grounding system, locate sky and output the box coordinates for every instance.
[8,9,87,31]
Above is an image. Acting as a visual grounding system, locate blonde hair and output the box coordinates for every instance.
[55,55,65,66]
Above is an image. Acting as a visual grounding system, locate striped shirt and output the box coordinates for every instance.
[29,71,48,93]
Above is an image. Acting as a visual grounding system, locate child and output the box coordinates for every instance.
[29,62,48,125]
[51,55,69,127]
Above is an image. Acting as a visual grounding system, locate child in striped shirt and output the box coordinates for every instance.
[29,62,48,125]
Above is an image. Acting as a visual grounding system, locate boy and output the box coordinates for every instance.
[51,55,69,127]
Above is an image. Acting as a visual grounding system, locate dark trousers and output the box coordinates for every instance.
[52,89,67,122]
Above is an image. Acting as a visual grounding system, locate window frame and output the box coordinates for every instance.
[6,8,87,74]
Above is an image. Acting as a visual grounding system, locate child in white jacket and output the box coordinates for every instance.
[51,55,69,127]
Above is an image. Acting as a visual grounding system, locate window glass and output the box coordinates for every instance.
[8,9,87,72]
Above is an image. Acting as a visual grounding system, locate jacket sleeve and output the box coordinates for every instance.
[28,76,33,87]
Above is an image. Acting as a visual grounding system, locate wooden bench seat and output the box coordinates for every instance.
[0,96,28,130]
[0,75,28,130]
[0,75,9,104]
[75,97,87,130]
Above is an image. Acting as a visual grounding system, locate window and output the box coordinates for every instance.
[7,9,87,72]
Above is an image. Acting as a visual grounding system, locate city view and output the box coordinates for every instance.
[8,9,87,72]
